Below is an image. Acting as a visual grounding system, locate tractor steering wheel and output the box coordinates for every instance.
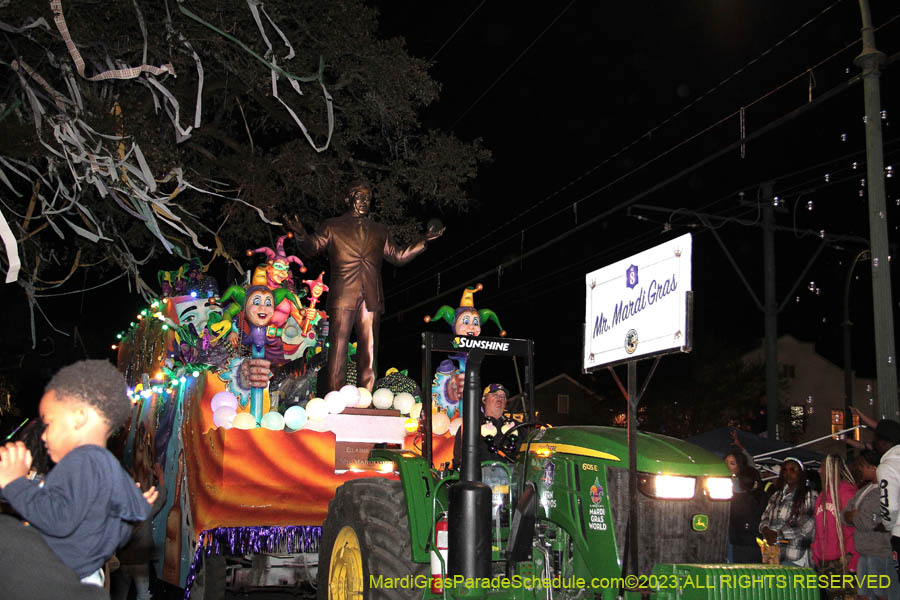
[491,421,541,462]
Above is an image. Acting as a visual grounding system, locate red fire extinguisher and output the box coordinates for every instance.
[430,513,449,594]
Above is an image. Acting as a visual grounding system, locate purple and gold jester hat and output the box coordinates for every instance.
[423,283,506,337]
[247,233,307,289]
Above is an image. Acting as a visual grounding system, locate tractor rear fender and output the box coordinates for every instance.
[368,449,447,564]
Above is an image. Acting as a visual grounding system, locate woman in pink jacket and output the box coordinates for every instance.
[812,454,858,597]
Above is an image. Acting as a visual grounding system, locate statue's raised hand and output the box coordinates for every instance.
[283,215,308,237]
[424,218,445,242]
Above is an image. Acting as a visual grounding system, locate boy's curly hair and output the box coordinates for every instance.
[45,360,131,429]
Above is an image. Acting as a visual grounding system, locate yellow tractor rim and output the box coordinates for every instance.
[329,526,364,600]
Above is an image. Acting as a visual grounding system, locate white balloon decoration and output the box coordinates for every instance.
[356,387,373,408]
[432,411,450,436]
[409,403,423,421]
[306,397,328,422]
[325,390,347,414]
[393,392,415,415]
[284,405,308,430]
[372,388,394,410]
[260,411,285,431]
[211,391,238,412]
[232,412,257,430]
[212,406,236,429]
[340,385,360,407]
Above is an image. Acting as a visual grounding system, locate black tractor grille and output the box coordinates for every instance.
[605,466,729,575]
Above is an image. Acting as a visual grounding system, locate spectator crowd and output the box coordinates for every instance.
[726,416,900,600]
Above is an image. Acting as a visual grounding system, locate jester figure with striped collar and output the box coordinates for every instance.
[424,283,505,418]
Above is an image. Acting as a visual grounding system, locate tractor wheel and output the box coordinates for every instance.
[318,478,427,600]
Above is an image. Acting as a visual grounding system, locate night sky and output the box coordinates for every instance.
[3,1,900,422]
[368,0,900,393]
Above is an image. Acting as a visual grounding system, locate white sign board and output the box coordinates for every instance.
[583,233,692,371]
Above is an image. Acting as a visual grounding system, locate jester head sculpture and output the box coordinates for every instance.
[247,233,307,289]
[424,283,506,337]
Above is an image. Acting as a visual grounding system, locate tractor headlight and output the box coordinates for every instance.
[638,474,696,499]
[704,477,733,500]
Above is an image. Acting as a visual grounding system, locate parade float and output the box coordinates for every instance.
[115,233,819,600]
[115,245,456,598]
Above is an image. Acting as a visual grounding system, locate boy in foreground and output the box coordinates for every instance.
[0,360,157,599]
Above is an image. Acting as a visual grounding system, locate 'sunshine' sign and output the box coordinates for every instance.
[583,233,692,371]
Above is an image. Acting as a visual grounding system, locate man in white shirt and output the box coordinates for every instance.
[874,419,900,578]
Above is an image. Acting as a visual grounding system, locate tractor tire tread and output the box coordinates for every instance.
[318,478,427,600]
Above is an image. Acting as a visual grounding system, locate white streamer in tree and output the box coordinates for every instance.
[0,207,21,283]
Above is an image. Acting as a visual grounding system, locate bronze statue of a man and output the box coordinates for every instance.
[286,182,444,393]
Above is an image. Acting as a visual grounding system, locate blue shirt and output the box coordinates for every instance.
[2,444,149,577]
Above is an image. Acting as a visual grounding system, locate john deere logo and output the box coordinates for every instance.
[692,514,709,531]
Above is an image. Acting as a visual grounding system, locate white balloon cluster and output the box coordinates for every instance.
[210,385,426,432]
[211,383,375,431]
[305,385,377,423]
[368,388,424,417]
[212,390,289,431]
[211,391,238,429]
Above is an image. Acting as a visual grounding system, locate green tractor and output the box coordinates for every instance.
[317,334,816,599]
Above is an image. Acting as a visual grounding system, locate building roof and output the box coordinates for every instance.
[508,372,604,401]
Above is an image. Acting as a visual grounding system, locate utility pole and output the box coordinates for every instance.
[856,0,898,419]
[762,182,780,439]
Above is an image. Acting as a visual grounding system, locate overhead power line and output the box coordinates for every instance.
[450,0,576,129]
[392,5,889,298]
[429,0,488,64]
[384,57,884,322]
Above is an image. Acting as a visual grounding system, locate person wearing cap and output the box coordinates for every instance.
[874,419,900,580]
[759,457,817,566]
[451,383,520,470]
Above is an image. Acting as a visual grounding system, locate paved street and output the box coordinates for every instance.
[152,581,317,600]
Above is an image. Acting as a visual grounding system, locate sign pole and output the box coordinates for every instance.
[627,359,638,574]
